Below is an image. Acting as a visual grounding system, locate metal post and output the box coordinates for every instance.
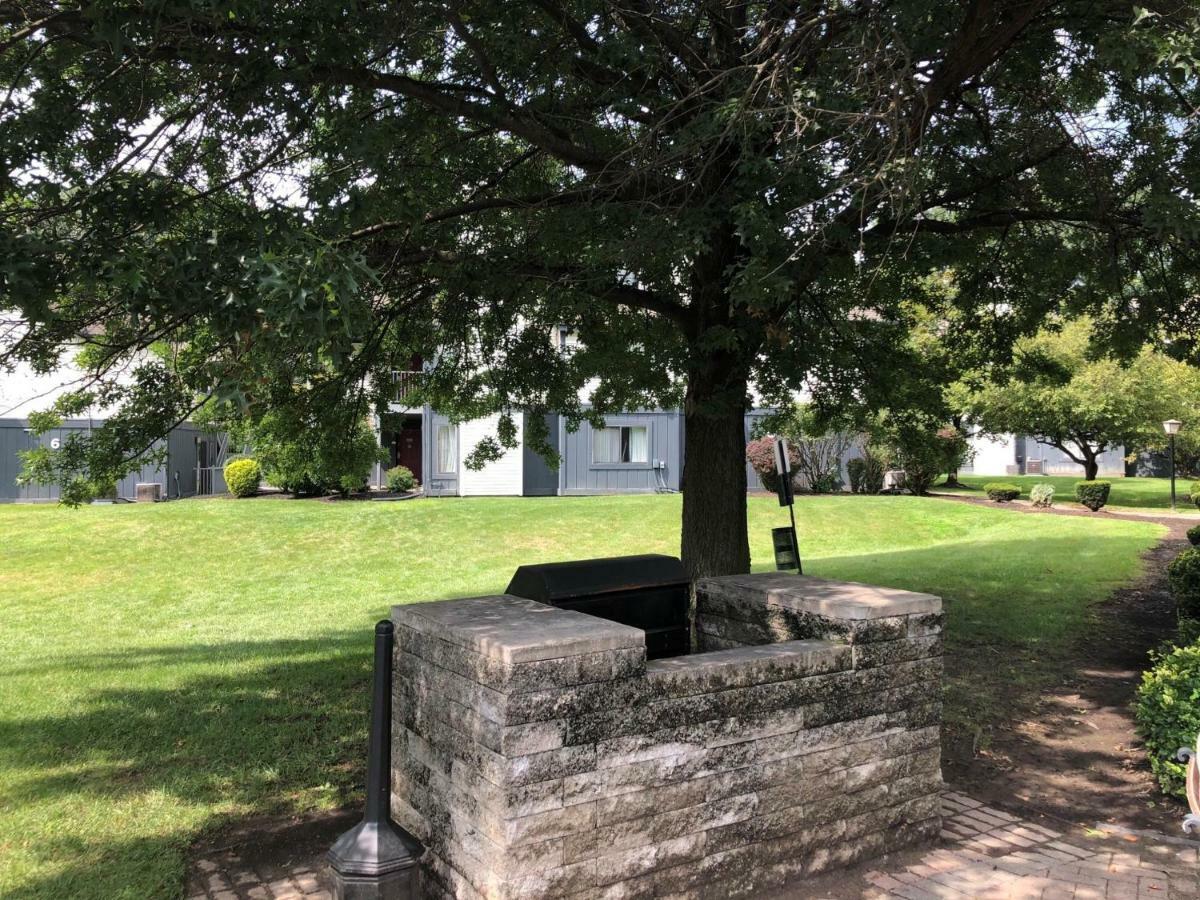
[328,620,423,900]
[1171,433,1178,511]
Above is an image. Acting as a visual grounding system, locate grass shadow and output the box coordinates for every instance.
[0,630,373,899]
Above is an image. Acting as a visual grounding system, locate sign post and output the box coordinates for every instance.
[771,438,802,573]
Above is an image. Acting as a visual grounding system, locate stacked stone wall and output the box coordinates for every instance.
[392,575,943,899]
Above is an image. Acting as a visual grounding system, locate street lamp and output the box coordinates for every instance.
[1164,419,1184,510]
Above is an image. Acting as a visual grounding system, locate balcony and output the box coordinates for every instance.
[388,370,423,411]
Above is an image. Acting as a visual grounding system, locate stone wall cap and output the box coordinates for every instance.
[392,594,646,664]
[696,573,941,619]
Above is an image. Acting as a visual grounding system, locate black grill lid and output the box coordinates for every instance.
[505,554,689,603]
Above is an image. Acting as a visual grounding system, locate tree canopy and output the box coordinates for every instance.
[955,318,1200,479]
[4,1,1200,573]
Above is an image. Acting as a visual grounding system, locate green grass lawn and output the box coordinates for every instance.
[940,473,1199,513]
[0,495,1163,898]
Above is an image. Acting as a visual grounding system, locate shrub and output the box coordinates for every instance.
[252,412,386,496]
[984,482,1020,502]
[1029,483,1054,508]
[1191,481,1200,509]
[386,465,416,493]
[1169,548,1200,621]
[1180,618,1200,646]
[745,436,798,494]
[847,452,885,494]
[885,426,949,495]
[1135,640,1200,798]
[1189,525,1200,547]
[223,458,261,498]
[1074,480,1111,511]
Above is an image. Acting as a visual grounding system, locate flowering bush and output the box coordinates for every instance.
[746,436,798,492]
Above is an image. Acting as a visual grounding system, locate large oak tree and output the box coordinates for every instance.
[3,1,1200,575]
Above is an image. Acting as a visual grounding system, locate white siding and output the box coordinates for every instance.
[458,413,524,496]
[967,432,1017,476]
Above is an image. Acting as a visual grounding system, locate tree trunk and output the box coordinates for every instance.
[680,362,751,579]
[1083,456,1099,480]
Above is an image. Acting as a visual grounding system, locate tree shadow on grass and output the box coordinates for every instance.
[0,630,375,900]
[1,529,1165,897]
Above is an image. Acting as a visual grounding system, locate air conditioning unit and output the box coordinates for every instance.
[135,482,162,502]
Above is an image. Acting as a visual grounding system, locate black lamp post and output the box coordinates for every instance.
[1164,419,1183,511]
[328,620,423,900]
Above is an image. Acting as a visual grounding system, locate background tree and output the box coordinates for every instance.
[956,318,1197,480]
[4,2,1200,574]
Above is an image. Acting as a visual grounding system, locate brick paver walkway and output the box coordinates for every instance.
[187,791,1199,899]
[863,792,1200,900]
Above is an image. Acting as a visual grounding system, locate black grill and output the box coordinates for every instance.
[505,554,691,659]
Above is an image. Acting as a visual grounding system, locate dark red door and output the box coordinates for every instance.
[395,419,422,483]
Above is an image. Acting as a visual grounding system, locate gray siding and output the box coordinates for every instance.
[559,410,682,495]
[0,418,217,502]
[522,412,560,497]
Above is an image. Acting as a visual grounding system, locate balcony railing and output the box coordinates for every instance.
[391,370,423,406]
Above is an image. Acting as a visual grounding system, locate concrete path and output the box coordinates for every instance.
[187,791,1199,899]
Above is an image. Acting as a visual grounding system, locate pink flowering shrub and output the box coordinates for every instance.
[746,436,799,492]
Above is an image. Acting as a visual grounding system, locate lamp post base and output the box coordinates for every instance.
[327,818,424,900]
[329,865,421,900]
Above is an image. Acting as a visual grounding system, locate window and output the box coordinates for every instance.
[592,425,649,464]
[436,424,457,474]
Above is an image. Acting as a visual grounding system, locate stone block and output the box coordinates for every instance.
[392,595,644,664]
[644,640,852,697]
[696,573,941,621]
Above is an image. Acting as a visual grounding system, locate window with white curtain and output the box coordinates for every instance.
[592,425,649,464]
[436,424,457,474]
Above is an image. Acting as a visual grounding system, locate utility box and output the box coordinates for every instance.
[135,482,162,503]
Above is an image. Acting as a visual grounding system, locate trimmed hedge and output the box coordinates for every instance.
[1190,480,1200,509]
[1169,548,1200,622]
[984,482,1020,502]
[1188,525,1200,547]
[224,458,261,498]
[386,465,416,493]
[1074,480,1111,511]
[1135,640,1200,798]
[1029,483,1054,508]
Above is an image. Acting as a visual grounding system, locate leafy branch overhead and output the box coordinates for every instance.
[3,0,1200,570]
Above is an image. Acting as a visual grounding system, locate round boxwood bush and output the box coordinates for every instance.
[1074,479,1112,511]
[1190,481,1200,509]
[1135,640,1200,798]
[224,458,261,498]
[1189,525,1200,547]
[1169,547,1200,621]
[984,482,1020,502]
[386,465,416,493]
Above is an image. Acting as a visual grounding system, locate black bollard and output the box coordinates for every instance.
[328,620,423,900]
